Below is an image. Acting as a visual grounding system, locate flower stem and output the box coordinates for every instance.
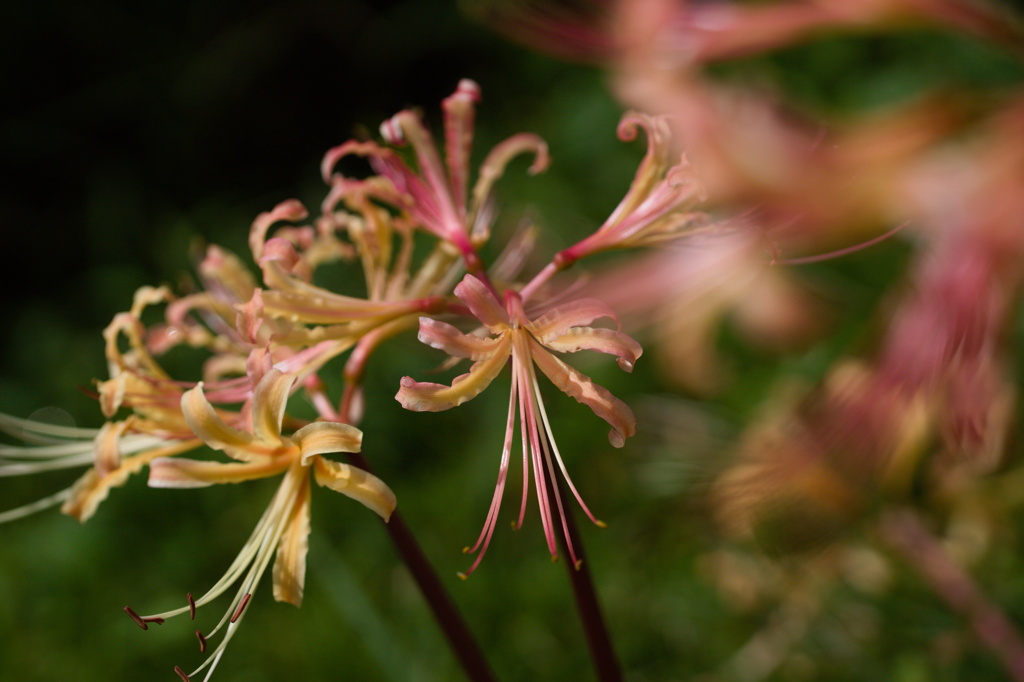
[546,469,622,682]
[879,507,1024,681]
[347,451,498,682]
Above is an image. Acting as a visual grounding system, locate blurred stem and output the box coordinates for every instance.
[546,470,622,682]
[332,368,495,682]
[880,507,1024,682]
[347,451,498,682]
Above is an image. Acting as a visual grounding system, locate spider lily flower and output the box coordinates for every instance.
[138,368,394,681]
[247,200,446,351]
[397,274,640,575]
[320,79,550,270]
[555,112,708,269]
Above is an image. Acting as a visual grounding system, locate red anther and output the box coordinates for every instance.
[195,630,207,654]
[187,592,196,620]
[230,593,252,623]
[174,665,191,682]
[145,617,165,626]
[124,606,148,630]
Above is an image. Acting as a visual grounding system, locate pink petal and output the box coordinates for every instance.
[526,298,621,338]
[249,199,308,264]
[470,132,550,215]
[396,335,512,411]
[417,317,504,360]
[528,340,636,447]
[539,327,643,372]
[442,79,482,218]
[454,274,509,330]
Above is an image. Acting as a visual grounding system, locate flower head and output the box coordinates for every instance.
[397,274,640,575]
[134,368,395,680]
[320,79,550,270]
[554,112,709,269]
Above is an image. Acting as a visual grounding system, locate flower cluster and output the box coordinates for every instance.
[0,78,710,678]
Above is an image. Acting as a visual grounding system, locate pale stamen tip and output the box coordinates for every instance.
[456,572,470,581]
[573,559,584,571]
[595,519,608,529]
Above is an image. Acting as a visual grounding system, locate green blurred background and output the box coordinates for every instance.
[2,1,1024,680]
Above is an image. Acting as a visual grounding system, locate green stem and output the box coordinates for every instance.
[348,452,498,682]
[546,470,622,682]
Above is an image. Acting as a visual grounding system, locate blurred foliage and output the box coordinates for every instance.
[2,1,1023,681]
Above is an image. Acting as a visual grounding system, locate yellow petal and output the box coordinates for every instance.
[181,383,256,454]
[148,457,289,488]
[396,333,512,411]
[251,369,295,445]
[93,419,130,477]
[529,339,636,447]
[294,421,363,466]
[313,457,396,521]
[61,467,132,522]
[273,473,311,607]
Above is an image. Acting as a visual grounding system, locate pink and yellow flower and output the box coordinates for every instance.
[397,274,640,575]
[320,79,550,271]
[135,368,395,680]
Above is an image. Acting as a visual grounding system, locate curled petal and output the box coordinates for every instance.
[294,421,363,466]
[321,140,395,183]
[199,244,257,304]
[62,466,133,522]
[181,384,256,454]
[273,473,311,607]
[148,457,290,488]
[396,335,512,411]
[540,327,643,373]
[470,132,550,220]
[442,78,482,218]
[250,199,308,264]
[313,457,396,521]
[527,298,622,338]
[417,317,504,360]
[260,263,435,324]
[608,112,675,224]
[528,340,636,447]
[237,289,265,344]
[251,369,295,446]
[454,274,509,330]
[93,419,130,477]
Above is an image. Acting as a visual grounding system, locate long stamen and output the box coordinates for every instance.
[127,468,303,681]
[529,370,579,567]
[535,385,607,530]
[519,342,557,560]
[0,487,73,524]
[515,355,531,531]
[459,365,519,579]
